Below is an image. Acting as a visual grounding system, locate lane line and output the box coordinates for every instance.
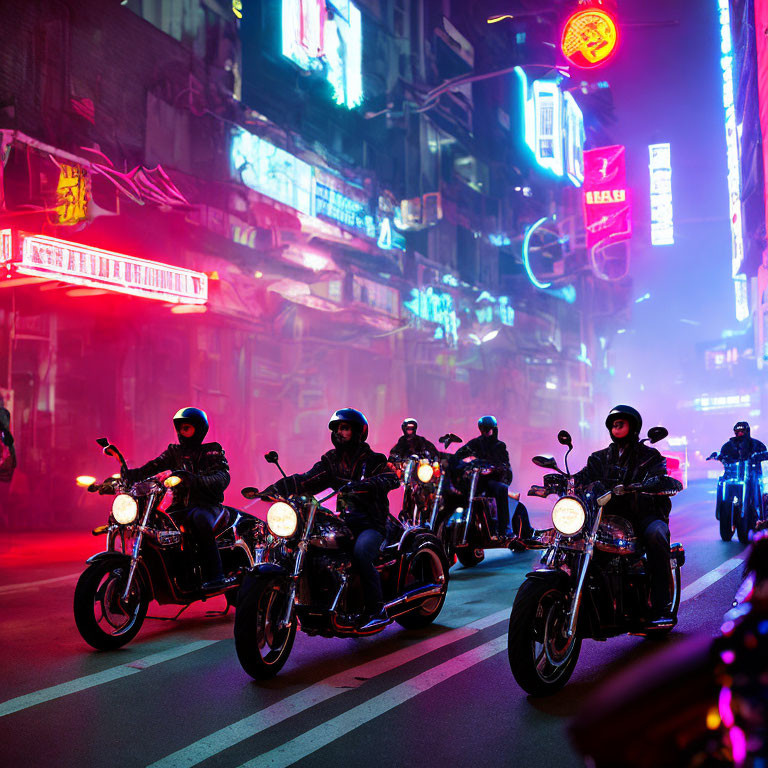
[0,573,80,596]
[237,634,507,768]
[681,556,745,602]
[0,640,217,718]
[147,609,511,768]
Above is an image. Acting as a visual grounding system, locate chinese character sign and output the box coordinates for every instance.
[561,9,620,70]
[55,164,90,225]
[583,145,632,251]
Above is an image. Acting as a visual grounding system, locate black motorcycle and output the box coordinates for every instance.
[233,451,450,679]
[707,450,766,544]
[442,454,530,568]
[73,438,267,650]
[507,428,684,696]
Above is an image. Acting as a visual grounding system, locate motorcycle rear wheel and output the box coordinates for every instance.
[234,576,296,679]
[456,547,484,568]
[508,578,581,696]
[73,560,149,650]
[395,545,449,629]
[719,500,735,541]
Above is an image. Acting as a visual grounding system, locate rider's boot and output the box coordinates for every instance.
[358,603,391,631]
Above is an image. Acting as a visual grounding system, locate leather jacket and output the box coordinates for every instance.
[454,435,513,484]
[122,442,230,507]
[574,441,672,525]
[720,436,767,465]
[389,434,439,462]
[269,442,398,534]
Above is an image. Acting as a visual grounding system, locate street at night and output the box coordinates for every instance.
[0,484,753,767]
[2,0,768,765]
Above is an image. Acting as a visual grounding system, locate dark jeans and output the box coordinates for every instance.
[484,481,533,538]
[352,528,385,612]
[639,517,672,611]
[176,505,224,581]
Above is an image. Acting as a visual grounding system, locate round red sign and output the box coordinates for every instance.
[561,8,619,69]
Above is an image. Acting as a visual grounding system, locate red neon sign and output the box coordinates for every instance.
[0,231,207,304]
[582,146,632,251]
[561,8,619,70]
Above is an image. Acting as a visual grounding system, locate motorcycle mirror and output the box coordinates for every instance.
[96,437,109,448]
[264,451,279,465]
[241,486,260,499]
[532,455,559,470]
[557,430,573,448]
[76,475,96,487]
[597,491,612,507]
[706,452,717,460]
[647,427,668,444]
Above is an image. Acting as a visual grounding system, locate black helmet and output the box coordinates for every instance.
[328,408,369,447]
[605,405,642,436]
[478,415,498,438]
[173,406,209,446]
[401,418,418,435]
[734,421,751,437]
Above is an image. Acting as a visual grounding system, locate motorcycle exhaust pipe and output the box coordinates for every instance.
[383,583,444,616]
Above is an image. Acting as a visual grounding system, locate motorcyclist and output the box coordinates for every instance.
[262,408,399,631]
[574,405,680,628]
[717,421,767,528]
[388,419,439,463]
[454,415,533,546]
[121,407,234,590]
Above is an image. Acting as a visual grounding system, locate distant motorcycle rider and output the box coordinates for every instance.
[263,408,399,630]
[454,415,533,544]
[574,405,681,628]
[121,407,234,590]
[718,421,766,524]
[389,418,439,463]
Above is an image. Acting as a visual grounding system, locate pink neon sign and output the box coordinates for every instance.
[582,145,632,251]
[2,232,207,304]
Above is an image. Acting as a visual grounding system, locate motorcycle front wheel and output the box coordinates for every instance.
[719,498,735,541]
[736,502,755,545]
[508,578,581,696]
[73,560,149,650]
[234,576,296,679]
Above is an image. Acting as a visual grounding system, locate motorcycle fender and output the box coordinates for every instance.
[83,551,154,600]
[523,567,571,590]
[240,562,290,592]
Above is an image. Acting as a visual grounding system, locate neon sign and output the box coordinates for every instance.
[717,0,748,320]
[561,9,619,70]
[55,164,90,225]
[3,233,207,304]
[282,0,363,108]
[583,145,632,251]
[403,287,459,347]
[649,143,674,246]
[516,68,584,186]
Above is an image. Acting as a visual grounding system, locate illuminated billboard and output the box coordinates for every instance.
[1,232,207,304]
[649,143,674,245]
[583,145,632,251]
[516,67,584,186]
[561,8,619,70]
[282,0,363,108]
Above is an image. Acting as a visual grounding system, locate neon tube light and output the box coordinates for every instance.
[522,217,552,289]
[11,234,207,304]
[717,0,747,320]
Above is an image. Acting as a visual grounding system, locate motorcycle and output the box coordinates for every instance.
[73,437,267,650]
[508,428,685,696]
[442,453,531,568]
[233,450,450,679]
[707,450,767,544]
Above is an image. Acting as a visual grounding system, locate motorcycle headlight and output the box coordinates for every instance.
[551,496,586,536]
[112,494,139,525]
[267,501,298,538]
[417,463,434,483]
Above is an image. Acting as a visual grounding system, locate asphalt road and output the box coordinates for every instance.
[0,482,749,768]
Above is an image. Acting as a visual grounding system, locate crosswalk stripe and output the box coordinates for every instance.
[681,556,745,602]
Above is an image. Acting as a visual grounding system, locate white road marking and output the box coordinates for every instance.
[0,573,80,596]
[147,609,511,768]
[681,556,745,602]
[0,640,217,718]
[237,634,507,768]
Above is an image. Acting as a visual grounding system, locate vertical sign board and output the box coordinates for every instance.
[649,143,674,245]
[582,145,632,251]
